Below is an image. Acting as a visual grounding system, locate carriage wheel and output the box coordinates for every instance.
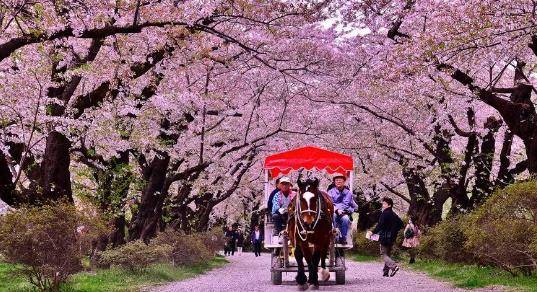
[271,249,283,285]
[335,257,345,285]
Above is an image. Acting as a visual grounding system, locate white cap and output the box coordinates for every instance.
[332,173,347,180]
[279,176,291,184]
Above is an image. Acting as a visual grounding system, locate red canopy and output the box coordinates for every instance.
[264,146,354,178]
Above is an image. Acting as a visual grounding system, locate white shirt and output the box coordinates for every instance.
[254,230,260,240]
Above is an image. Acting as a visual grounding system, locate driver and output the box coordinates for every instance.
[328,173,357,244]
[271,176,295,240]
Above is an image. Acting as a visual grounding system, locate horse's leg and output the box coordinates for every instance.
[319,248,330,282]
[308,249,321,288]
[295,246,308,290]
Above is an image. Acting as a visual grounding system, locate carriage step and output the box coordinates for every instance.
[272,266,346,272]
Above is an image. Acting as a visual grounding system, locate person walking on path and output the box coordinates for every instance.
[224,226,237,256]
[251,225,264,257]
[402,216,421,264]
[369,197,404,277]
[236,230,245,254]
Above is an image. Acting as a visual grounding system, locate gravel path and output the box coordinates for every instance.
[149,252,502,292]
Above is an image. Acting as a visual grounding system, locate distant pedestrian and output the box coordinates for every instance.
[370,197,404,277]
[224,226,237,256]
[236,230,245,254]
[402,216,421,264]
[251,225,264,257]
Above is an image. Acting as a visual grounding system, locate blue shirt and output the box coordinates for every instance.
[271,191,295,214]
[328,187,357,213]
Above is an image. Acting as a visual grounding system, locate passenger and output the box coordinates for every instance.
[271,176,295,240]
[328,173,357,245]
[267,178,281,214]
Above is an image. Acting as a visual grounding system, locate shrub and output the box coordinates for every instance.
[0,202,106,291]
[153,230,213,266]
[353,232,381,256]
[419,216,473,263]
[196,229,226,255]
[464,181,537,276]
[98,240,171,272]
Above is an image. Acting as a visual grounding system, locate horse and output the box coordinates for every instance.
[287,177,335,290]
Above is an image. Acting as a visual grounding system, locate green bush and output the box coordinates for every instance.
[353,231,380,256]
[464,181,537,276]
[98,240,171,272]
[0,202,106,292]
[152,230,213,266]
[419,216,473,263]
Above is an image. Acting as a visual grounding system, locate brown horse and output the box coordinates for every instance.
[287,177,334,290]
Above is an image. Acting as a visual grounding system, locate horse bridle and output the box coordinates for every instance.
[295,190,322,242]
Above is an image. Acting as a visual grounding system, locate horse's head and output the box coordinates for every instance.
[296,177,320,228]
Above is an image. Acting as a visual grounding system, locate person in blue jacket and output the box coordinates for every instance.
[328,173,357,244]
[267,177,281,214]
[271,176,295,238]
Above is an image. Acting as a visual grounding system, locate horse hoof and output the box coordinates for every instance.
[320,268,330,282]
[297,284,309,291]
[310,285,320,290]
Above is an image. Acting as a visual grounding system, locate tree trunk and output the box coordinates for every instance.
[525,135,537,176]
[496,130,514,187]
[109,215,126,247]
[408,198,443,227]
[37,131,73,203]
[0,152,15,206]
[128,152,170,242]
[402,166,447,227]
[471,128,497,207]
[196,200,215,232]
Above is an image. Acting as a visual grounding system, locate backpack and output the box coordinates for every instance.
[404,226,415,239]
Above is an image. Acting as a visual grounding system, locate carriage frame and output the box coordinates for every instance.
[262,146,356,285]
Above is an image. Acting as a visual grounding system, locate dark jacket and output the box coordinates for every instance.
[237,233,245,246]
[267,188,279,213]
[225,230,237,243]
[372,207,404,246]
[251,229,264,243]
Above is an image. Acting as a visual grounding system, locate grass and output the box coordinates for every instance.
[0,256,228,292]
[348,251,537,291]
[348,252,379,262]
[408,259,537,291]
[0,262,34,292]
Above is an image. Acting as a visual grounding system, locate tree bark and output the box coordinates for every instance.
[402,166,446,226]
[0,151,15,205]
[37,131,73,203]
[109,215,127,247]
[128,152,170,242]
[470,119,500,207]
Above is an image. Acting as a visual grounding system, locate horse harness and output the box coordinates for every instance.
[294,190,332,243]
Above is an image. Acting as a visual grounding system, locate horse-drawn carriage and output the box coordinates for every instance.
[262,146,356,286]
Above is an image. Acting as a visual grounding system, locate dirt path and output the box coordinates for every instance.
[149,252,501,292]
